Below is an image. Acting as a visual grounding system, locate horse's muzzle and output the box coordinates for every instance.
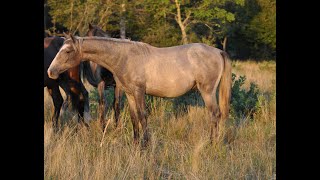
[47,69,59,79]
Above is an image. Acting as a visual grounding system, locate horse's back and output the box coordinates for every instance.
[149,43,223,71]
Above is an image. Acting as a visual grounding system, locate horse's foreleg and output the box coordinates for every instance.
[134,90,149,147]
[126,94,140,145]
[113,85,123,127]
[48,86,63,132]
[98,81,106,129]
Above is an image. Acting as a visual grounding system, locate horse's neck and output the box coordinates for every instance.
[81,39,128,75]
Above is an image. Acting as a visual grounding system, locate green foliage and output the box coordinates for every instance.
[226,0,276,59]
[231,73,260,118]
[88,88,118,117]
[47,0,116,35]
[249,0,276,49]
[46,0,275,59]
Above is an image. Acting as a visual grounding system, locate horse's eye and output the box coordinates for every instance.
[66,51,70,53]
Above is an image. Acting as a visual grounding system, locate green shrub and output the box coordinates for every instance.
[88,88,119,117]
[231,73,260,118]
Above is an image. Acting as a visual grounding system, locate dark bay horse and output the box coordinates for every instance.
[48,35,232,146]
[82,24,123,128]
[44,36,91,129]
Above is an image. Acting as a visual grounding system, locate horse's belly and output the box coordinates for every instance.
[146,77,195,98]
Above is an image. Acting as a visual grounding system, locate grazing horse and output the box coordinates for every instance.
[44,36,91,130]
[48,34,232,146]
[81,24,123,128]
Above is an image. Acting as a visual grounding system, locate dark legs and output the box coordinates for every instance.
[79,81,91,122]
[59,79,84,122]
[59,81,72,116]
[48,86,63,131]
[67,79,88,127]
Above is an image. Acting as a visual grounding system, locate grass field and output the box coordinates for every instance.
[44,60,276,179]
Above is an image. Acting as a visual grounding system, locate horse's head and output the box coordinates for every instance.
[47,33,82,79]
[86,23,110,37]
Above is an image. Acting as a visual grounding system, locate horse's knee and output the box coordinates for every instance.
[82,87,89,97]
[79,93,84,101]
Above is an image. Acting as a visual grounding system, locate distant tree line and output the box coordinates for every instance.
[44,0,275,60]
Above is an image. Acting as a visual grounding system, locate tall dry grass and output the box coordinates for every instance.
[44,60,276,179]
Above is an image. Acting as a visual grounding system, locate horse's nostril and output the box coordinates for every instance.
[48,69,55,79]
[47,70,52,77]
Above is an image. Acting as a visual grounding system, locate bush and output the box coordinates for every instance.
[88,88,118,117]
[231,73,260,119]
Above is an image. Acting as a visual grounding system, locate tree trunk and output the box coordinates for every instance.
[175,0,188,44]
[120,2,126,39]
[180,25,188,45]
[69,0,74,32]
[222,36,227,52]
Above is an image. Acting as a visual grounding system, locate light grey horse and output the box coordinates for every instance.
[48,34,232,146]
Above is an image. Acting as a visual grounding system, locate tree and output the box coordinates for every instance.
[47,0,115,36]
[174,0,191,44]
[249,0,276,57]
[45,0,275,59]
[139,0,244,46]
[119,1,126,39]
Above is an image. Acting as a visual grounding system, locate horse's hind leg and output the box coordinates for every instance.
[113,85,123,128]
[197,83,221,142]
[48,86,63,132]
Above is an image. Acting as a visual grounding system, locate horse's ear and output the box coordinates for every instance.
[89,23,94,30]
[63,32,70,39]
[70,34,77,43]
